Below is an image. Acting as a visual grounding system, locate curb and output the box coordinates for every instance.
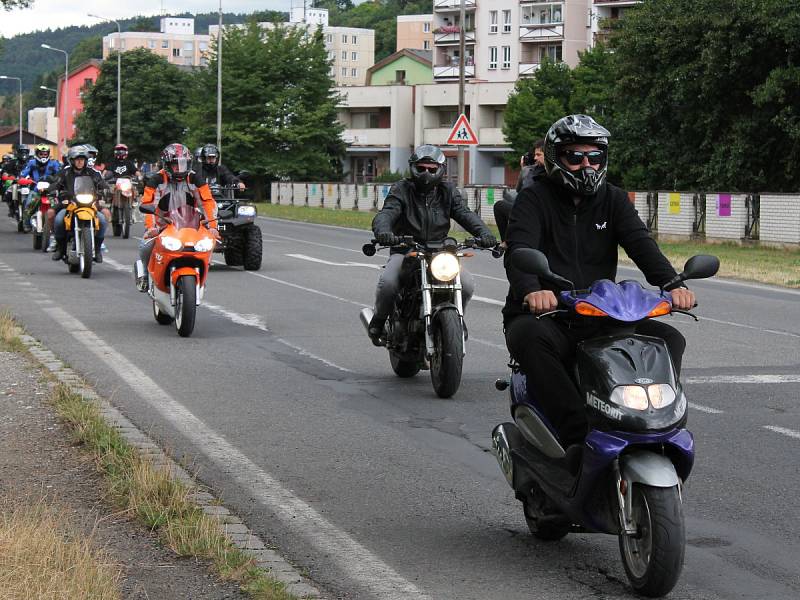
[17,332,323,600]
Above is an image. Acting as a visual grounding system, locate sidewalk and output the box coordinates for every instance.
[0,347,248,599]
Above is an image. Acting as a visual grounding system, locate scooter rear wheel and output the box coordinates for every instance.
[619,484,685,597]
[523,496,570,541]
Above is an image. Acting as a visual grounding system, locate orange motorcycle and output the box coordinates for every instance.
[136,204,215,337]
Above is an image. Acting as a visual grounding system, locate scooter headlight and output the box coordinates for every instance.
[610,385,649,411]
[430,252,460,282]
[75,193,94,205]
[161,236,183,251]
[194,237,214,252]
[648,384,676,409]
[237,205,256,217]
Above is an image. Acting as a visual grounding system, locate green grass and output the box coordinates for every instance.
[257,203,800,288]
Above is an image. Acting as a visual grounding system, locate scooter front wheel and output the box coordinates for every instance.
[619,484,685,597]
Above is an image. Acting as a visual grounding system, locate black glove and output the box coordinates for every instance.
[479,233,497,248]
[376,232,400,246]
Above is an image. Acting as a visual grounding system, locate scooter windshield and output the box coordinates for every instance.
[561,279,671,322]
[163,204,202,230]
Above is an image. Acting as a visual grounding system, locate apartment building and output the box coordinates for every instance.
[27,107,59,144]
[210,8,375,86]
[396,15,434,52]
[591,0,640,44]
[432,0,615,82]
[102,17,211,68]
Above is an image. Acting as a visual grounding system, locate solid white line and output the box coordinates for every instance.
[686,374,800,384]
[42,305,430,600]
[688,402,724,414]
[763,426,800,440]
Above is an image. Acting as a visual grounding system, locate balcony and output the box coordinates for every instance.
[434,0,476,11]
[479,128,506,146]
[519,62,541,76]
[434,64,475,79]
[422,128,454,146]
[593,0,639,5]
[434,26,476,45]
[341,128,392,147]
[520,23,563,41]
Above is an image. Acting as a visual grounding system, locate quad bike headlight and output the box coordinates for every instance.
[75,193,94,205]
[430,252,460,282]
[237,205,256,217]
[161,236,183,251]
[194,237,214,252]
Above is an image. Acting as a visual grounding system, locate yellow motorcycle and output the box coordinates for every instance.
[62,176,100,279]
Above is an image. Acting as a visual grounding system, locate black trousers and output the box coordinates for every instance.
[493,199,513,241]
[505,315,686,445]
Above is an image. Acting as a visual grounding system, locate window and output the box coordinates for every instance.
[540,44,563,62]
[351,51,358,61]
[161,39,169,49]
[423,40,430,50]
[199,42,208,51]
[172,48,180,57]
[342,50,347,60]
[494,109,505,128]
[395,70,406,83]
[352,35,357,44]
[342,66,348,77]
[342,34,348,43]
[352,112,381,128]
[439,110,459,128]
[423,22,430,33]
[183,41,194,52]
[488,46,497,70]
[521,4,563,25]
[326,34,332,43]
[351,68,358,78]
[328,50,335,60]
[502,46,511,69]
[503,10,512,33]
[489,10,498,34]
[148,40,156,49]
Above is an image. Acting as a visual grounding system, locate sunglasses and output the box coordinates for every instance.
[416,165,440,174]
[560,149,605,166]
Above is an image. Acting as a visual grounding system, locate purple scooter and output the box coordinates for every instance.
[492,249,719,597]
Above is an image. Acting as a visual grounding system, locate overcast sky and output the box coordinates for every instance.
[0,1,303,38]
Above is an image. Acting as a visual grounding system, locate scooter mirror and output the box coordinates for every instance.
[681,254,720,280]
[511,248,574,290]
[139,203,156,215]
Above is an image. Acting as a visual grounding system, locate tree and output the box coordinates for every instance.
[1,0,31,8]
[185,22,345,182]
[129,16,158,32]
[70,35,103,67]
[74,48,190,161]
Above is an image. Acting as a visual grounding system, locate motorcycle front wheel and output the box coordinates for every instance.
[80,224,93,279]
[619,484,685,597]
[122,204,131,239]
[112,205,122,237]
[430,309,463,398]
[41,217,50,253]
[174,275,197,337]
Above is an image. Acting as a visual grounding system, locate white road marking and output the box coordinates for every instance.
[686,374,800,384]
[473,295,504,306]
[276,338,353,373]
[763,426,800,441]
[286,253,380,269]
[41,305,430,600]
[688,402,724,414]
[697,316,800,339]
[246,271,370,308]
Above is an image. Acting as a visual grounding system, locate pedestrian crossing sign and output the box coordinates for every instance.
[446,114,479,146]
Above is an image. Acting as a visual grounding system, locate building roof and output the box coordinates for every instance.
[56,59,103,84]
[366,48,432,84]
[0,127,57,146]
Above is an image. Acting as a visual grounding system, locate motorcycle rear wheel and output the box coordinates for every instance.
[619,484,685,597]
[430,309,463,398]
[174,275,197,337]
[152,300,173,325]
[389,352,420,378]
[32,230,42,250]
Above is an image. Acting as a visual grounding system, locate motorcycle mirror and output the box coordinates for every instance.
[238,170,251,179]
[510,248,574,290]
[443,237,458,252]
[139,203,156,215]
[681,254,720,281]
[362,243,376,257]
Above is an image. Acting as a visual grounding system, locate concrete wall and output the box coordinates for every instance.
[760,194,800,244]
[705,193,748,240]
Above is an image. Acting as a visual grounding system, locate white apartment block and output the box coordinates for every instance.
[102,17,210,68]
[433,0,623,82]
[209,8,375,86]
[27,107,58,144]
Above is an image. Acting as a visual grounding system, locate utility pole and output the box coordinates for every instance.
[457,0,466,188]
[216,0,223,163]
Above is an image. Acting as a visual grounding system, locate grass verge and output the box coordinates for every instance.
[256,203,800,288]
[0,311,300,600]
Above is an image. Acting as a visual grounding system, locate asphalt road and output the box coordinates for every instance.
[1,213,798,600]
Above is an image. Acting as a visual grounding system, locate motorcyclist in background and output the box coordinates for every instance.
[2,145,31,217]
[50,145,109,262]
[367,144,497,345]
[196,144,245,191]
[103,143,142,181]
[20,144,62,227]
[134,143,218,290]
[1,153,16,216]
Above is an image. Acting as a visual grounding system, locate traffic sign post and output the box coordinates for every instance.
[447,113,479,146]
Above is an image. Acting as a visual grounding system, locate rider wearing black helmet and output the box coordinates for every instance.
[196,144,245,191]
[367,144,497,345]
[103,143,141,180]
[503,114,696,448]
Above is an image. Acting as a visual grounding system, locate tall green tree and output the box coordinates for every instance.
[185,22,344,182]
[74,48,190,161]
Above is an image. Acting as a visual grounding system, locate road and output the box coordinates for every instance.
[1,214,798,600]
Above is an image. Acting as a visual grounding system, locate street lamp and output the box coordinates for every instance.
[88,13,122,145]
[0,76,23,146]
[40,86,58,93]
[217,0,223,162]
[41,44,69,155]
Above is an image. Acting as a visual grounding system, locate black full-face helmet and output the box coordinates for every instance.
[543,114,610,196]
[408,144,446,191]
[201,144,219,166]
[160,143,193,181]
[14,144,30,162]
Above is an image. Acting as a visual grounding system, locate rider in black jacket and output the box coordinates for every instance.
[368,144,496,344]
[503,114,696,448]
[196,144,245,191]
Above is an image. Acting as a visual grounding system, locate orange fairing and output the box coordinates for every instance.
[647,301,672,317]
[148,221,214,293]
[574,301,609,317]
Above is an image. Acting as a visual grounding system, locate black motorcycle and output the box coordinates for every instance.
[360,236,502,398]
[210,184,262,270]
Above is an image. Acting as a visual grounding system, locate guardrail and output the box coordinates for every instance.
[270,182,799,245]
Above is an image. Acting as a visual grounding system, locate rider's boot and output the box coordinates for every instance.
[51,240,65,261]
[46,236,56,252]
[94,240,103,263]
[133,259,148,292]
[367,315,387,347]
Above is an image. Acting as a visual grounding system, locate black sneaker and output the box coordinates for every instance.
[94,251,103,263]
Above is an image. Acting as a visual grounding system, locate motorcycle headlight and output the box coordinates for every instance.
[20,187,29,195]
[36,182,50,192]
[194,237,214,252]
[610,385,649,411]
[161,236,183,251]
[117,179,132,192]
[429,252,460,282]
[237,205,256,217]
[647,384,676,409]
[75,193,94,205]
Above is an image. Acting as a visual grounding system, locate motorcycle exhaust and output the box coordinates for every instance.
[359,307,374,334]
[492,422,523,488]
